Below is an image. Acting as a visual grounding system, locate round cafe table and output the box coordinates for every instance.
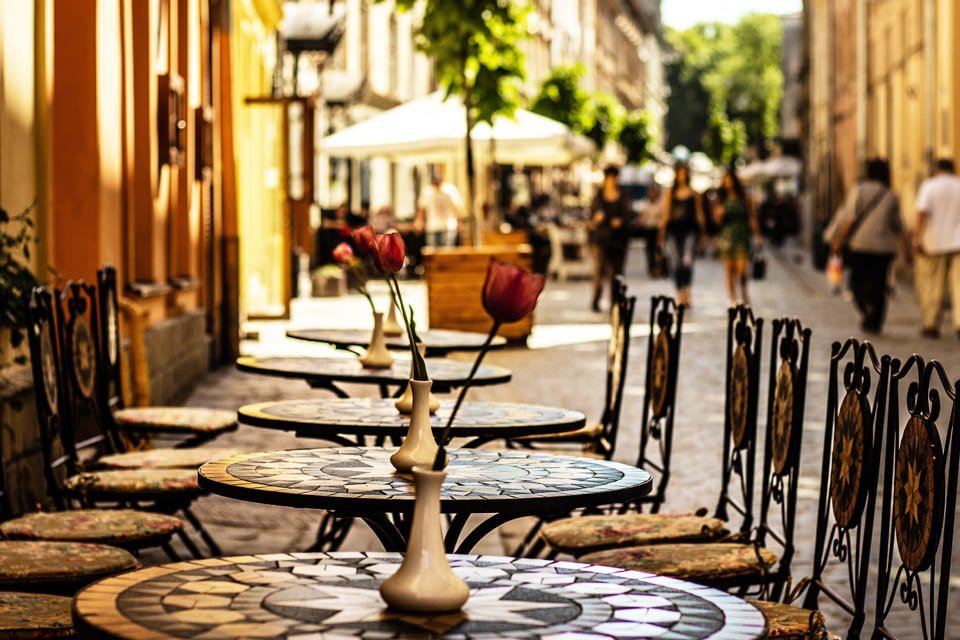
[237,398,586,447]
[199,447,651,553]
[235,356,511,398]
[287,327,508,357]
[74,553,767,639]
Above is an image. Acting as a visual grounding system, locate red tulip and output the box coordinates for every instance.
[351,225,376,255]
[332,242,355,265]
[482,258,545,324]
[372,232,406,274]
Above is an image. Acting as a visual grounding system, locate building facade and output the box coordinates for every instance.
[806,0,960,234]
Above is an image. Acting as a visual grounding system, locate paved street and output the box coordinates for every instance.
[155,242,957,636]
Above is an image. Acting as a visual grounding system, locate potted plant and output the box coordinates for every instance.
[0,203,41,369]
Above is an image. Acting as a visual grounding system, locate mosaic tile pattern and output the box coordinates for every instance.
[287,328,507,354]
[239,399,585,438]
[199,448,651,514]
[74,553,767,639]
[236,356,512,389]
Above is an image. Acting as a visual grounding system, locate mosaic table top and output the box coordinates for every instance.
[238,399,586,438]
[287,328,507,355]
[236,356,512,389]
[73,553,767,639]
[198,447,651,514]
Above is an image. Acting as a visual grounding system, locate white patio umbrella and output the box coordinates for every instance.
[320,92,595,165]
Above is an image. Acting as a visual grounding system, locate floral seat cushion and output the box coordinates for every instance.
[581,542,778,584]
[0,591,74,639]
[113,407,237,434]
[98,447,241,470]
[0,509,182,546]
[749,599,827,639]
[542,513,728,554]
[64,468,200,498]
[0,541,138,587]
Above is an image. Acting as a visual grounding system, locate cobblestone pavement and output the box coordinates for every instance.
[150,243,957,637]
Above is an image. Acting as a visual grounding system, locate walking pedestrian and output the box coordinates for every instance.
[635,184,663,277]
[824,158,911,334]
[589,165,632,312]
[414,171,463,248]
[714,168,763,306]
[913,158,960,338]
[658,163,706,307]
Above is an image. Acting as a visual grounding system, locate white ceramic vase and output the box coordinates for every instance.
[384,291,404,337]
[359,312,395,369]
[379,466,469,613]
[390,379,440,473]
[395,344,439,415]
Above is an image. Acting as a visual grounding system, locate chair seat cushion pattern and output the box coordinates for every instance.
[581,542,778,583]
[0,591,75,639]
[0,509,182,546]
[113,407,237,434]
[98,447,241,470]
[64,468,200,498]
[542,513,728,554]
[0,541,137,587]
[749,599,827,639]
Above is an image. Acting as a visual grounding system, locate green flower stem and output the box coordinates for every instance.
[388,275,427,380]
[359,287,377,315]
[432,320,501,470]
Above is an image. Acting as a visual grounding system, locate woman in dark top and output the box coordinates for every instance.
[658,163,706,306]
[590,165,632,312]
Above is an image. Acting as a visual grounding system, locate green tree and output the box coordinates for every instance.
[665,14,783,159]
[393,0,528,244]
[618,110,654,165]
[529,64,587,131]
[582,92,624,152]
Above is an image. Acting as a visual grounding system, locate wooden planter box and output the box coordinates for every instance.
[423,245,535,342]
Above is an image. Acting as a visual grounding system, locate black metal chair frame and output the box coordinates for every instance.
[594,276,637,460]
[96,264,220,448]
[711,304,763,536]
[51,282,219,558]
[745,317,811,600]
[632,295,686,513]
[794,339,892,638]
[872,356,959,640]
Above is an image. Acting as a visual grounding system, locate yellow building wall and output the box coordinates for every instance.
[231,0,287,317]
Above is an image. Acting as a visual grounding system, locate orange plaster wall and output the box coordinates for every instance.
[49,0,102,284]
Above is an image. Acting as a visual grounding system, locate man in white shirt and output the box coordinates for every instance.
[914,158,960,338]
[415,172,463,247]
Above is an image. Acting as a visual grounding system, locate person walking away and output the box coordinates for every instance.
[825,158,911,334]
[714,169,763,306]
[590,165,632,312]
[912,159,960,338]
[415,172,463,247]
[635,184,663,277]
[658,163,706,306]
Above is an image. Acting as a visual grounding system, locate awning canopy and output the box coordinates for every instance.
[320,92,595,165]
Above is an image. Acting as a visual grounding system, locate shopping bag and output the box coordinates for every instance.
[751,253,767,280]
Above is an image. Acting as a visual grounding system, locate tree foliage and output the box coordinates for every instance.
[582,92,624,152]
[665,14,783,162]
[395,0,528,126]
[529,64,587,131]
[618,110,654,165]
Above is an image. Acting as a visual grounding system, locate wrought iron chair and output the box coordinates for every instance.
[49,282,220,557]
[513,293,681,557]
[0,288,183,559]
[541,304,760,556]
[509,276,636,458]
[582,317,811,601]
[870,355,958,640]
[94,264,238,458]
[751,338,893,638]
